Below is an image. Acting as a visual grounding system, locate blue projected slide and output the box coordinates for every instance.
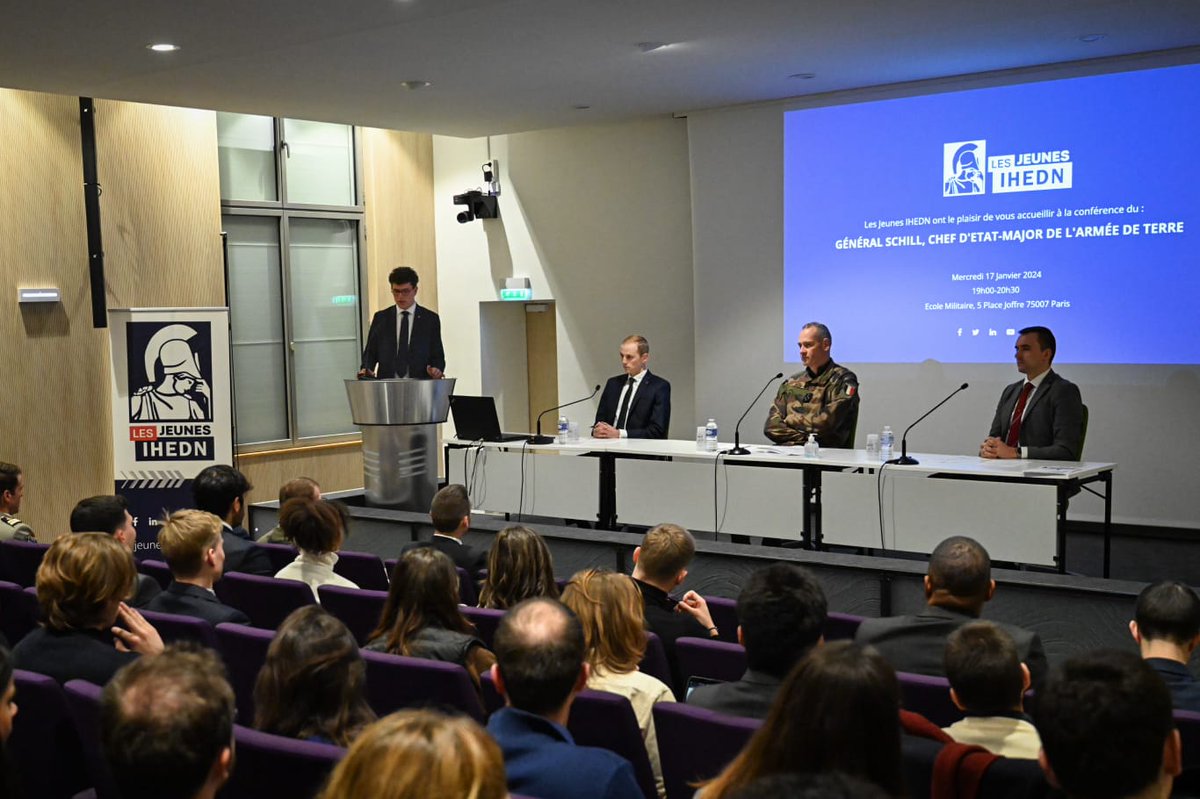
[782,64,1199,364]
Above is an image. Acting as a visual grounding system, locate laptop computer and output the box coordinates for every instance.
[448,395,529,442]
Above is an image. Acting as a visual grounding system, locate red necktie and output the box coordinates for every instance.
[1005,382,1034,448]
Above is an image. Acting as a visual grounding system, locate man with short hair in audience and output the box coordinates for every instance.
[688,562,827,719]
[941,621,1041,758]
[70,494,161,607]
[487,598,642,799]
[401,483,487,575]
[101,646,236,799]
[192,464,272,575]
[854,535,1047,688]
[0,461,35,541]
[1035,649,1180,799]
[143,510,250,625]
[256,476,321,543]
[1130,579,1200,712]
[631,523,721,692]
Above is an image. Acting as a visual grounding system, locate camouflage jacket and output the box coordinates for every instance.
[0,513,36,542]
[763,361,860,447]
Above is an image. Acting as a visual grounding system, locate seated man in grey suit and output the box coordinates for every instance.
[143,509,250,626]
[854,535,1047,690]
[687,563,827,719]
[981,325,1084,461]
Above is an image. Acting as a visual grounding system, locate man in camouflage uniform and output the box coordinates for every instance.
[764,322,859,448]
[0,462,36,541]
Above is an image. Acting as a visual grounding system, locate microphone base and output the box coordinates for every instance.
[721,446,753,456]
[527,435,556,445]
[888,455,919,465]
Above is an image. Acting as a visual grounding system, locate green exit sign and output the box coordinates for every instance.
[330,295,357,305]
[500,288,533,301]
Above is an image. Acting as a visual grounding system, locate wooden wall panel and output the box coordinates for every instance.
[237,443,364,529]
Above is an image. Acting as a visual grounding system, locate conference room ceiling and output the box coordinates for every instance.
[2,0,1198,137]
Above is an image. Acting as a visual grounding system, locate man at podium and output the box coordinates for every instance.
[358,266,445,379]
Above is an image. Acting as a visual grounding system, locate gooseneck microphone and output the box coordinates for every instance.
[529,385,602,444]
[889,382,969,465]
[722,372,785,456]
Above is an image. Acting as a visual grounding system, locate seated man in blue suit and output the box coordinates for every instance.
[192,465,273,576]
[143,509,250,626]
[981,326,1083,461]
[593,335,670,439]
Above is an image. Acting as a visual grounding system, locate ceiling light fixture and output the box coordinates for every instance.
[1078,33,1106,43]
[146,43,180,52]
[399,80,431,90]
[572,104,592,111]
[788,72,817,80]
[636,42,669,53]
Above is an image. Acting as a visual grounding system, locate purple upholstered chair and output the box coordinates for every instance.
[479,669,506,716]
[0,579,40,645]
[640,631,673,688]
[360,648,486,722]
[256,542,298,573]
[64,679,121,799]
[704,595,740,643]
[461,605,505,649]
[9,669,89,799]
[675,637,747,684]
[825,610,865,640]
[569,689,658,799]
[1174,709,1200,796]
[215,622,276,725]
[317,585,388,645]
[384,557,397,579]
[139,608,220,649]
[331,549,389,590]
[653,702,761,799]
[896,671,964,728]
[385,559,477,604]
[214,572,315,629]
[222,724,345,799]
[0,539,50,587]
[136,558,173,590]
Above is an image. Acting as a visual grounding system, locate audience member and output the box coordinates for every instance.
[702,642,905,799]
[365,547,495,685]
[254,606,375,747]
[0,644,16,743]
[486,598,642,799]
[563,569,675,797]
[192,464,272,575]
[689,563,827,720]
[854,535,1047,688]
[631,523,720,692]
[1130,579,1200,712]
[401,483,487,575]
[256,476,321,543]
[941,621,1040,758]
[727,772,890,799]
[101,646,235,799]
[1035,649,1180,799]
[143,510,250,625]
[14,533,163,684]
[320,709,506,799]
[0,462,34,541]
[70,494,161,607]
[274,498,358,599]
[478,525,560,609]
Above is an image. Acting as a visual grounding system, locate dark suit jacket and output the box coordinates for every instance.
[223,525,273,576]
[360,304,445,379]
[635,578,709,696]
[854,604,1048,690]
[144,581,251,626]
[686,669,782,720]
[401,534,487,576]
[593,372,671,439]
[13,626,138,685]
[987,370,1084,460]
[1147,658,1200,713]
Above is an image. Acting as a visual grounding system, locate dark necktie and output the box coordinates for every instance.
[1005,382,1035,448]
[615,376,635,429]
[396,310,410,377]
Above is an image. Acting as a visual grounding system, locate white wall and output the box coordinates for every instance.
[434,117,695,437]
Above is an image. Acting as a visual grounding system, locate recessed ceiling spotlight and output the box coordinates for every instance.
[788,72,817,80]
[636,41,669,53]
[1078,33,1106,43]
[572,104,592,111]
[399,80,431,90]
[146,43,180,52]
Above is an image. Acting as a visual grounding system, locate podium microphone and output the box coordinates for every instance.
[889,382,969,465]
[529,385,602,444]
[722,372,785,456]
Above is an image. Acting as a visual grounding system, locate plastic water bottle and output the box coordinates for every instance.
[705,418,719,452]
[880,425,894,462]
[805,433,820,458]
[557,415,569,443]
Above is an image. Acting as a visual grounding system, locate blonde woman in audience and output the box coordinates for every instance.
[274,498,358,599]
[478,525,559,609]
[320,709,507,799]
[562,568,674,798]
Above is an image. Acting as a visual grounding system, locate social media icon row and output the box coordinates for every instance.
[956,327,1018,337]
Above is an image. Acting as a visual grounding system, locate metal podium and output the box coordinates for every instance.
[345,378,455,511]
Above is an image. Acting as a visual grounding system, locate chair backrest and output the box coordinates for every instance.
[140,608,220,649]
[652,702,761,799]
[9,669,89,799]
[675,637,747,684]
[461,605,505,649]
[256,542,299,574]
[1079,403,1090,459]
[568,689,658,799]
[640,631,673,688]
[360,648,485,722]
[479,669,506,716]
[1174,710,1200,797]
[215,571,315,629]
[137,558,173,590]
[331,549,389,591]
[0,578,40,645]
[457,566,478,606]
[0,539,50,586]
[897,671,964,728]
[222,724,345,799]
[825,611,865,640]
[215,622,277,725]
[704,596,740,643]
[64,679,121,799]
[317,584,388,646]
